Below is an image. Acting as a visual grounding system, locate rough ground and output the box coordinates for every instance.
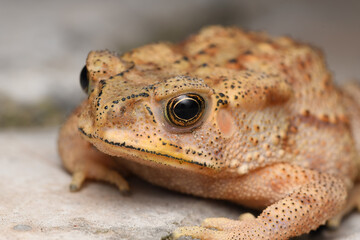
[0,129,359,240]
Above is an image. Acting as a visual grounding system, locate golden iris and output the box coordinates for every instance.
[165,93,205,127]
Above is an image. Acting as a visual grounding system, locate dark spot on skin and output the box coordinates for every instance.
[243,50,253,55]
[139,93,150,97]
[217,99,224,106]
[145,106,153,116]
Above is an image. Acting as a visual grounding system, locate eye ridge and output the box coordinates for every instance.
[166,93,205,127]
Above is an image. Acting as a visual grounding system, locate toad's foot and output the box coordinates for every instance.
[172,218,265,240]
[69,166,130,195]
[171,214,257,239]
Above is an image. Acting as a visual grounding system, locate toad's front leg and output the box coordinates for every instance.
[58,104,130,194]
[172,164,347,240]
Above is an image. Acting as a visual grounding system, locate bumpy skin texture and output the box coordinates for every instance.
[58,26,360,239]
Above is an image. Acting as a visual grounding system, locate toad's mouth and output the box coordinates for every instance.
[78,127,213,170]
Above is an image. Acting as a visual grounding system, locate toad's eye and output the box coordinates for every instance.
[165,93,205,127]
[80,65,89,93]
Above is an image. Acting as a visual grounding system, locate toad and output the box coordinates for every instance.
[58,26,360,239]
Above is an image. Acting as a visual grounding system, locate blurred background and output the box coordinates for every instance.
[0,0,359,127]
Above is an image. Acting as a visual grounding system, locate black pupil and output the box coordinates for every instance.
[174,98,199,120]
[80,65,89,92]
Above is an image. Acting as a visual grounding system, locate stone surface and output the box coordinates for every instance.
[0,129,360,240]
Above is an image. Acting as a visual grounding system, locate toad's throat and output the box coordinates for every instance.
[78,127,212,169]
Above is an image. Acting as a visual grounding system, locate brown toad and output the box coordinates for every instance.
[58,26,360,239]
